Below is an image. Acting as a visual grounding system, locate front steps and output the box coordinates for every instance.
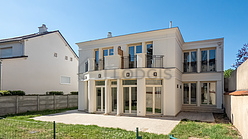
[181,105,224,113]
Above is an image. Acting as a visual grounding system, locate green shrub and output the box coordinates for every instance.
[70,91,78,95]
[0,90,11,96]
[46,91,64,95]
[9,90,25,96]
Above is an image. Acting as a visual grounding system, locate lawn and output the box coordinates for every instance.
[0,108,240,139]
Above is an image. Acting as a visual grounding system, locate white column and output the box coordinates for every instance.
[78,81,85,111]
[105,79,110,114]
[114,46,118,55]
[216,80,223,108]
[117,79,122,115]
[88,80,95,113]
[88,58,95,71]
[142,42,146,54]
[197,48,201,73]
[137,78,146,116]
[197,81,201,106]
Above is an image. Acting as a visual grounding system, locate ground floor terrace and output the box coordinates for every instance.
[78,72,223,116]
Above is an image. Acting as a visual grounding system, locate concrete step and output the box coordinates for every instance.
[181,106,224,113]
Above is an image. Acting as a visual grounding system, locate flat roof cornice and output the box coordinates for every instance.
[76,27,184,46]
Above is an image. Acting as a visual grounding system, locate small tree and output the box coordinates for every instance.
[224,68,234,78]
[232,43,248,68]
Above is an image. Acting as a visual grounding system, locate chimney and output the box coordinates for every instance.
[38,24,48,34]
[107,32,112,38]
[169,21,172,28]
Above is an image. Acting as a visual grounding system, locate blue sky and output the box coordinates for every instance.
[0,0,247,70]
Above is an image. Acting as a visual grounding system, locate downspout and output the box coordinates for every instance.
[0,60,2,90]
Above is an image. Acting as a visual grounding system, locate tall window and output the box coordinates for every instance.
[1,47,12,58]
[201,49,216,72]
[147,43,153,68]
[128,44,142,68]
[95,49,99,70]
[183,51,197,72]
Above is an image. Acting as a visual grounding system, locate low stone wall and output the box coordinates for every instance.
[0,95,78,116]
[224,94,248,139]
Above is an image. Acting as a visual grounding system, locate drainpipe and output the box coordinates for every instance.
[0,60,2,90]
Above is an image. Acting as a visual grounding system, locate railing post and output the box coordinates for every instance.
[53,121,56,139]
[136,127,142,139]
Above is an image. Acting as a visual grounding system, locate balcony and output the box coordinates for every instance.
[146,55,164,68]
[201,60,216,72]
[183,60,216,73]
[183,61,197,73]
[122,55,137,69]
[85,54,164,72]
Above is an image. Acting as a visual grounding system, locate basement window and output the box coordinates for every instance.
[65,56,68,60]
[61,76,71,84]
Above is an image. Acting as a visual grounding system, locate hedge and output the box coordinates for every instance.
[46,91,64,95]
[0,90,25,96]
[70,91,78,95]
[0,90,11,96]
[9,90,25,96]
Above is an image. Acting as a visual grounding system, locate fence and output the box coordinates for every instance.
[0,95,78,116]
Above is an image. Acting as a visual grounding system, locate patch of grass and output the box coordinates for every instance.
[170,119,240,139]
[0,109,240,139]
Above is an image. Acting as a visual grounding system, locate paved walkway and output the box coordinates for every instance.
[33,110,215,135]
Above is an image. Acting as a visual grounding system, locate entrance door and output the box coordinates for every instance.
[96,87,105,112]
[183,83,196,104]
[111,87,117,112]
[201,82,216,105]
[123,87,137,114]
[146,87,162,114]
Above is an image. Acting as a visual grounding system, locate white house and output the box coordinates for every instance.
[77,27,224,116]
[0,24,78,94]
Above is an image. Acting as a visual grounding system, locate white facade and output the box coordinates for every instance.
[77,27,224,116]
[0,26,78,94]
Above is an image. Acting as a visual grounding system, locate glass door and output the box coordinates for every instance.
[111,87,117,112]
[96,87,105,112]
[183,83,196,104]
[128,45,142,68]
[201,82,216,105]
[146,86,162,114]
[147,43,153,68]
[123,87,137,114]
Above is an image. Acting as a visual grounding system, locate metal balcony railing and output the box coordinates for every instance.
[122,55,137,69]
[201,60,216,72]
[95,59,103,71]
[146,55,164,68]
[183,61,197,73]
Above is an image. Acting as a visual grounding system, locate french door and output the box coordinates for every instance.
[146,86,162,114]
[183,83,196,105]
[201,82,216,105]
[96,87,105,112]
[123,87,137,114]
[111,87,117,112]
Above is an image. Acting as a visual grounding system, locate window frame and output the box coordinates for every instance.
[183,50,197,73]
[60,76,71,84]
[1,47,12,58]
[200,48,216,72]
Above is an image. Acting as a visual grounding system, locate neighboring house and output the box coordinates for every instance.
[77,27,224,116]
[0,24,78,94]
[224,60,248,139]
